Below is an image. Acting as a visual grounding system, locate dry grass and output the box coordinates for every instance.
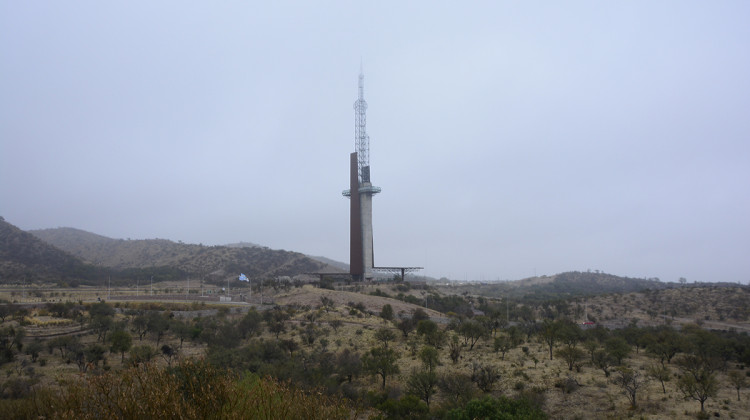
[3,284,750,419]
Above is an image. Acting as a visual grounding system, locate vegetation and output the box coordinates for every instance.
[1,359,351,419]
[2,220,750,418]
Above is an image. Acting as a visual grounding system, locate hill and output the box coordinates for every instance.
[29,227,343,283]
[307,255,349,271]
[437,271,669,301]
[0,217,100,284]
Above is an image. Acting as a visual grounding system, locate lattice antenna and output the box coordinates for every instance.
[354,66,370,183]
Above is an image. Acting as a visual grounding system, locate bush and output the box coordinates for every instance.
[376,395,428,420]
[0,358,351,419]
[446,395,547,420]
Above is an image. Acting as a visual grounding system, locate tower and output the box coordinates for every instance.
[343,69,380,280]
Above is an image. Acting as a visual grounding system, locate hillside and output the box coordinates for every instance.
[30,227,342,283]
[308,255,349,271]
[0,217,99,284]
[438,271,669,301]
[579,284,750,330]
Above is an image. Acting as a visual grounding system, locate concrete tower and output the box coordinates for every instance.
[343,69,380,280]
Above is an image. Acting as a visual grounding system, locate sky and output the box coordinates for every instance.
[2,2,749,284]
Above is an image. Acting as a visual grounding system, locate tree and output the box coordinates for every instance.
[676,355,719,412]
[555,346,585,371]
[611,367,649,409]
[89,313,114,343]
[645,327,684,366]
[583,339,600,364]
[268,321,286,339]
[458,319,487,350]
[620,322,646,354]
[47,301,74,318]
[397,318,415,338]
[76,343,106,372]
[23,340,43,363]
[170,319,192,349]
[438,373,477,409]
[0,302,17,322]
[129,345,155,366]
[237,309,263,339]
[557,320,583,350]
[362,346,400,390]
[110,329,133,362]
[280,339,299,358]
[301,324,318,347]
[380,304,394,322]
[88,301,115,318]
[493,335,517,360]
[0,325,25,364]
[417,320,446,348]
[647,363,671,394]
[88,313,112,343]
[593,349,615,377]
[418,345,440,373]
[131,314,149,341]
[48,335,78,362]
[406,369,438,408]
[604,336,631,365]
[329,319,343,333]
[728,370,746,401]
[147,313,170,346]
[471,362,500,393]
[448,334,462,364]
[160,344,177,367]
[336,348,362,383]
[541,320,560,360]
[374,327,397,349]
[677,370,717,412]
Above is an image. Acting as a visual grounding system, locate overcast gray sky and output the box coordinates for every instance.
[2,1,749,283]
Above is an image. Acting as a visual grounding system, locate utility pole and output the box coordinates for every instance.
[150,276,153,296]
[108,275,111,300]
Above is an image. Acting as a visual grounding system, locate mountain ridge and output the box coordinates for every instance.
[0,222,342,285]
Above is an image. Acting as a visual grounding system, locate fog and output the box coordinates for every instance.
[1,2,749,283]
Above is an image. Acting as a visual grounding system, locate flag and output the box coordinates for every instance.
[238,273,249,282]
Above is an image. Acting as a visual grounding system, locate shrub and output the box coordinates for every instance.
[446,395,547,420]
[0,358,351,419]
[376,394,428,420]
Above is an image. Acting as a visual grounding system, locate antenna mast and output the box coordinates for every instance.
[354,67,370,183]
